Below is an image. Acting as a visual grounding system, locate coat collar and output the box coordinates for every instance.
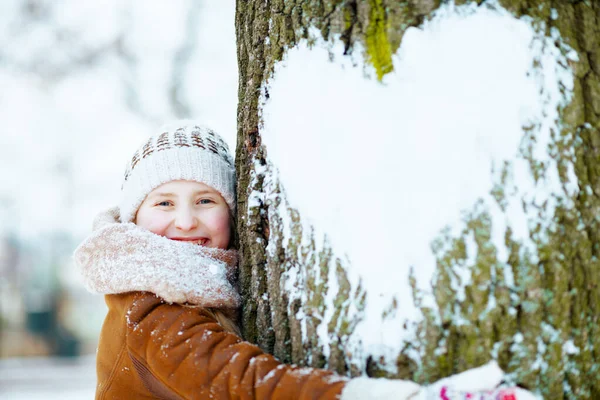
[74,207,241,309]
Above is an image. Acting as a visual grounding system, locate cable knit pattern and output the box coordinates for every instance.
[74,207,240,309]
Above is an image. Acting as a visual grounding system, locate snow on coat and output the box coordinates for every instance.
[74,207,241,308]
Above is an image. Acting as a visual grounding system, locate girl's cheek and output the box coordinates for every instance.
[147,224,168,236]
[211,209,231,232]
[205,208,232,244]
[150,218,172,236]
[138,210,172,237]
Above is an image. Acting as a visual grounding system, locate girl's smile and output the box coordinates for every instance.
[170,237,210,246]
[135,180,231,249]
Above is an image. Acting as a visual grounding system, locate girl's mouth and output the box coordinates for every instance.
[171,237,209,246]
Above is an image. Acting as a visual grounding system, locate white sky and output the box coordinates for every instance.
[260,0,575,370]
[0,3,239,374]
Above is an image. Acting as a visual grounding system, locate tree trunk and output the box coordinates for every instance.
[235,1,599,398]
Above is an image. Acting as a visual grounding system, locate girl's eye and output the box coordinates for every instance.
[156,201,172,207]
[198,199,213,205]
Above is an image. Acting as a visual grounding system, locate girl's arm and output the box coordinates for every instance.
[124,292,420,400]
[124,293,536,400]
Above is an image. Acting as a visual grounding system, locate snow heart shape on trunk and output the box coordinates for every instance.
[258,0,576,376]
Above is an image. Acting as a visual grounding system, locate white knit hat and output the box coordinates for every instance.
[119,122,235,223]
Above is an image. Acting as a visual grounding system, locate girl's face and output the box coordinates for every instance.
[135,180,231,249]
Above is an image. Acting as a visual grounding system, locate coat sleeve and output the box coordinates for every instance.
[125,293,347,400]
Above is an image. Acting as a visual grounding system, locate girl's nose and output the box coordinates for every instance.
[174,209,199,231]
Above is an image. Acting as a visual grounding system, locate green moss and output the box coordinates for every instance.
[365,0,394,81]
[343,4,353,32]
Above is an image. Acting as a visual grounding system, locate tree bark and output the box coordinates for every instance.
[235,1,599,398]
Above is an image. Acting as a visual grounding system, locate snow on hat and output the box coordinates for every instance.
[119,122,235,223]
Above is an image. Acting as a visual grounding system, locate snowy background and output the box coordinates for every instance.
[0,0,237,396]
[0,0,238,238]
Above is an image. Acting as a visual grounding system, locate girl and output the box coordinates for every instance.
[75,122,536,400]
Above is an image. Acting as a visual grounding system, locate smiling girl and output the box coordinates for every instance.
[74,122,536,400]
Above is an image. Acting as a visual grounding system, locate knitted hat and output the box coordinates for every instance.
[119,122,235,223]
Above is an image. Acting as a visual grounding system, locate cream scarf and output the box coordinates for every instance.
[74,207,241,309]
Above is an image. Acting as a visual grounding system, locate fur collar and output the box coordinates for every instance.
[74,207,240,309]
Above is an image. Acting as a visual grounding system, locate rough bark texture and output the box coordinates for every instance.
[235,1,599,398]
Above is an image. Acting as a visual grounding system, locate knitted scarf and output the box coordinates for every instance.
[74,207,241,309]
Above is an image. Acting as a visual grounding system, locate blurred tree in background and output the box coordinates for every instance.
[0,0,237,359]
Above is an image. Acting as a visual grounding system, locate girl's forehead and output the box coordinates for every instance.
[149,180,218,196]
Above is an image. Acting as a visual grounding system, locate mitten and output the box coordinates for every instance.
[339,362,539,400]
[416,361,539,400]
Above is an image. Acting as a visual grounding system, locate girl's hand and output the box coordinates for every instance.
[417,361,539,400]
[341,361,539,400]
[418,386,536,400]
